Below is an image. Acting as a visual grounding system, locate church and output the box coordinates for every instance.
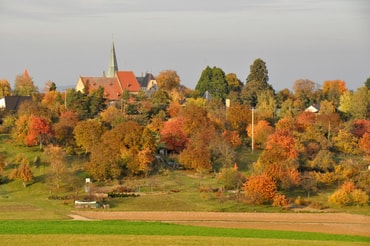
[75,42,157,103]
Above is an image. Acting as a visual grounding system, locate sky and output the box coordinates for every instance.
[0,0,369,92]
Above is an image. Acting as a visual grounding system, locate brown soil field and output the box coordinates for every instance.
[72,211,370,237]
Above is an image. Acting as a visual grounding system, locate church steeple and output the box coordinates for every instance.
[107,41,118,77]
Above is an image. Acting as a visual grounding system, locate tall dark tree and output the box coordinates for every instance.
[365,77,370,90]
[242,58,274,107]
[195,66,229,101]
[246,58,269,84]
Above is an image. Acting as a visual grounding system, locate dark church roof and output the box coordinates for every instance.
[0,96,32,111]
[136,73,156,88]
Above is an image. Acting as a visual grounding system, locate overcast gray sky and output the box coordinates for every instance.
[0,0,369,91]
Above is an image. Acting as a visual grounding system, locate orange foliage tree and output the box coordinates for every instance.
[222,130,242,147]
[243,174,277,205]
[247,120,274,149]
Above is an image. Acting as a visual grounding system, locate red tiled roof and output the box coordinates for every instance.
[116,71,141,92]
[79,77,123,101]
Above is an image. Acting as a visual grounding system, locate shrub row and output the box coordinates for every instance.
[107,192,140,198]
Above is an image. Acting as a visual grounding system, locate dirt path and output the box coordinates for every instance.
[72,211,370,237]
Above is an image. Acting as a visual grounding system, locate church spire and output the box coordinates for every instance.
[107,41,118,77]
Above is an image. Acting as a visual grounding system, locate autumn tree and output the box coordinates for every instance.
[14,70,38,96]
[210,136,237,169]
[25,116,53,149]
[329,181,368,206]
[178,103,210,136]
[243,174,277,205]
[0,79,11,97]
[44,145,69,192]
[100,105,125,128]
[217,167,246,190]
[254,129,300,188]
[338,90,352,118]
[292,79,317,109]
[0,154,6,183]
[247,120,274,149]
[73,119,104,153]
[160,117,188,153]
[178,131,212,172]
[226,102,251,135]
[11,114,30,145]
[322,80,347,106]
[349,86,370,120]
[195,66,229,100]
[222,130,242,148]
[310,150,336,171]
[256,90,276,120]
[156,70,180,91]
[333,129,360,155]
[9,156,33,188]
[262,129,298,162]
[86,121,156,180]
[53,111,79,146]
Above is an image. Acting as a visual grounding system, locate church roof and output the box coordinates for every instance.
[106,42,118,77]
[79,77,122,101]
[136,73,156,88]
[116,71,141,92]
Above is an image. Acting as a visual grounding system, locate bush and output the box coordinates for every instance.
[350,189,369,206]
[272,194,288,207]
[329,181,369,206]
[107,192,140,198]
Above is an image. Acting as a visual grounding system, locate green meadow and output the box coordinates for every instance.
[0,220,369,246]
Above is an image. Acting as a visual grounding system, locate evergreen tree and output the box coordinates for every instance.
[195,66,229,101]
[242,58,274,107]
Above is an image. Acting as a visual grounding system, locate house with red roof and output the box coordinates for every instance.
[75,42,142,103]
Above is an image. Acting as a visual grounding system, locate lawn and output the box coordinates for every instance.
[0,220,369,246]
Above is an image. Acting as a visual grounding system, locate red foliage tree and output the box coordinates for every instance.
[160,117,189,153]
[25,116,53,148]
[352,119,370,138]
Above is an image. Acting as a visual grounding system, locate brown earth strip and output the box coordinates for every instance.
[72,211,370,237]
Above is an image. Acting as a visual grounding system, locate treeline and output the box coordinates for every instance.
[0,59,369,206]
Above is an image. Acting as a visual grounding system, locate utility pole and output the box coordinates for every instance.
[251,107,254,153]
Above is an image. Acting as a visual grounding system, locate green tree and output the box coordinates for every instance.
[217,167,246,190]
[242,58,274,107]
[246,58,269,84]
[226,73,243,92]
[88,86,107,118]
[364,77,370,90]
[256,90,276,120]
[195,66,229,100]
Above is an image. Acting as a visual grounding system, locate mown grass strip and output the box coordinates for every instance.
[0,220,369,243]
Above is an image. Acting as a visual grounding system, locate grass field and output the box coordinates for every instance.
[0,220,369,246]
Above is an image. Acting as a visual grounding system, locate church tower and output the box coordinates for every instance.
[106,42,118,77]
